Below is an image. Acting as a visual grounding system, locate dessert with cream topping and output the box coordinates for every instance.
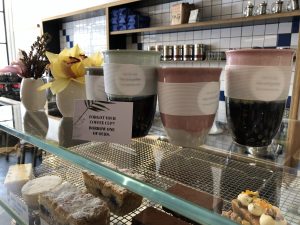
[222,190,288,225]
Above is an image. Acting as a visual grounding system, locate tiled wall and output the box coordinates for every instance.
[125,1,299,123]
[59,0,299,123]
[59,15,107,55]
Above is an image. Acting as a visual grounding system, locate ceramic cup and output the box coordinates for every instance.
[103,50,161,138]
[225,49,295,155]
[158,67,222,148]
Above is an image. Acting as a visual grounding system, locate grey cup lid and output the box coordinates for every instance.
[85,66,104,76]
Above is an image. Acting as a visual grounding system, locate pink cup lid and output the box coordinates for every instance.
[158,67,222,83]
[226,48,295,66]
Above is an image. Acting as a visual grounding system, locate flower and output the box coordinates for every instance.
[38,44,103,94]
[0,33,51,79]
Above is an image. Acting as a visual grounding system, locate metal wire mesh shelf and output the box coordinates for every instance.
[33,137,300,225]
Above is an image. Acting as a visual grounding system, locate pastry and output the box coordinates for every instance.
[162,183,223,224]
[21,175,63,208]
[4,163,33,194]
[39,181,110,225]
[224,190,288,225]
[82,169,143,216]
[132,207,190,225]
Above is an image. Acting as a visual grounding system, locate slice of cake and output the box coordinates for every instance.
[21,175,63,208]
[39,182,110,225]
[82,169,143,216]
[224,190,288,225]
[4,163,33,194]
[162,183,223,224]
[132,207,191,225]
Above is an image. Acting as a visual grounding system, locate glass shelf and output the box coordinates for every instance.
[0,102,300,225]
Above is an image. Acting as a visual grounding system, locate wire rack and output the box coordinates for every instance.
[34,137,300,225]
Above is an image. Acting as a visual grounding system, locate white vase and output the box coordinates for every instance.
[56,81,86,117]
[20,78,47,111]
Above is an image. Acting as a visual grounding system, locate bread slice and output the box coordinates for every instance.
[232,199,260,225]
[82,170,143,216]
[39,182,110,225]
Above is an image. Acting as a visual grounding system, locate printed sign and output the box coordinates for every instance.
[73,100,133,144]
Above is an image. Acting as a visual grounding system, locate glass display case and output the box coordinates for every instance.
[0,99,299,225]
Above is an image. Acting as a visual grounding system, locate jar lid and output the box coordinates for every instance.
[85,66,104,76]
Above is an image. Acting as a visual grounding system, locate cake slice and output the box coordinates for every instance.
[21,175,63,208]
[132,207,191,225]
[82,169,143,216]
[4,163,33,194]
[39,182,110,225]
[162,183,223,224]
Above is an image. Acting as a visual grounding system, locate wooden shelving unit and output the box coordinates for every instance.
[110,10,300,35]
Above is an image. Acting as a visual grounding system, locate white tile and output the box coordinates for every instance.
[155,33,163,42]
[194,0,203,7]
[231,2,243,14]
[162,3,170,13]
[155,4,163,13]
[220,37,230,48]
[265,23,278,35]
[222,4,232,15]
[230,27,242,37]
[291,33,299,47]
[252,35,264,47]
[203,0,212,6]
[278,22,292,34]
[242,26,253,36]
[170,32,178,41]
[212,0,222,5]
[203,29,212,39]
[241,36,252,48]
[263,35,277,47]
[162,33,170,42]
[230,37,241,48]
[203,6,212,17]
[211,38,221,49]
[253,24,265,35]
[221,28,231,37]
[211,29,221,38]
[212,5,222,16]
[185,31,194,40]
[162,13,171,25]
[222,0,232,3]
[194,30,203,39]
[177,32,185,40]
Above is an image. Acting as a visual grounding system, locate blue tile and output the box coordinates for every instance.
[219,91,225,101]
[62,29,66,36]
[70,41,73,48]
[286,96,291,108]
[292,17,299,33]
[277,33,291,47]
[66,35,70,42]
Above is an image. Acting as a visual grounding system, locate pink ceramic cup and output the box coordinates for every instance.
[158,67,222,148]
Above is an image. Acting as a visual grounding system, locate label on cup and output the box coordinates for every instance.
[103,63,157,96]
[225,65,292,101]
[85,75,106,100]
[158,81,220,116]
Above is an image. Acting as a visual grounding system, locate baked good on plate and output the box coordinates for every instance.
[39,181,110,225]
[82,169,143,216]
[21,175,63,208]
[222,190,288,225]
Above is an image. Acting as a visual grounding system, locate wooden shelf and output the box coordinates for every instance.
[42,0,140,22]
[110,10,300,35]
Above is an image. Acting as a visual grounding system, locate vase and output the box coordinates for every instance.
[23,111,49,138]
[56,80,86,117]
[20,78,47,111]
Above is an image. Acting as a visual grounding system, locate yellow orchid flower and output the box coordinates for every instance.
[38,44,103,94]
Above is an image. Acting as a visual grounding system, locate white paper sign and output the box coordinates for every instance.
[73,100,133,144]
[7,191,29,224]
